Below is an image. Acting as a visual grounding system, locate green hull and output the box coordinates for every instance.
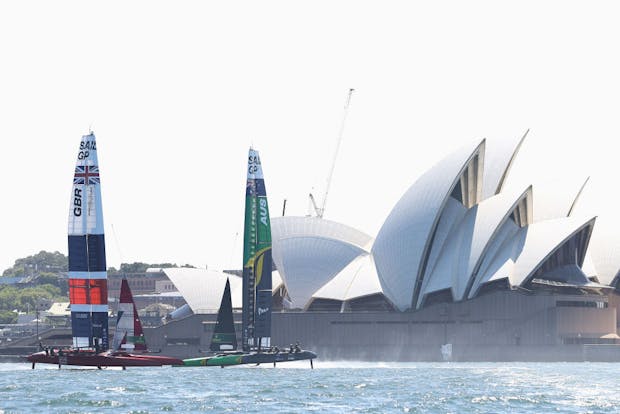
[181,350,317,367]
[182,354,244,367]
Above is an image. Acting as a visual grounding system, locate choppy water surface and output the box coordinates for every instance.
[0,361,618,413]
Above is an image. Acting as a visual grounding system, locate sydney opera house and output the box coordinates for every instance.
[149,133,620,361]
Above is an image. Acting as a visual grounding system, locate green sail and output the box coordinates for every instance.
[241,148,272,351]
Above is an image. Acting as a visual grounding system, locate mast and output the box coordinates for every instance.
[67,132,109,350]
[241,148,272,351]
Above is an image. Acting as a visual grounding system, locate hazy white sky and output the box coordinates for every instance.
[1,1,619,272]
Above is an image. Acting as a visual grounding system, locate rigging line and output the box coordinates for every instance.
[110,224,125,269]
[320,88,355,218]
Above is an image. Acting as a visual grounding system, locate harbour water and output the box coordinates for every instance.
[1,361,618,413]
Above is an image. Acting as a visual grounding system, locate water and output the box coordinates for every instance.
[0,361,618,413]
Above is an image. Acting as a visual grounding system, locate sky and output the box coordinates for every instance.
[1,1,619,273]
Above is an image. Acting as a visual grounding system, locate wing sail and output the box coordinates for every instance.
[241,148,272,351]
[68,133,109,350]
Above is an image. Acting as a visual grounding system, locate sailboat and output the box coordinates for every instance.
[110,279,148,353]
[27,132,182,368]
[182,148,317,367]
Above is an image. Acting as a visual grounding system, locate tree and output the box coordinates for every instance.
[0,311,17,324]
[0,284,62,313]
[119,262,151,273]
[2,251,68,277]
[111,262,195,274]
[35,272,68,295]
[0,286,19,311]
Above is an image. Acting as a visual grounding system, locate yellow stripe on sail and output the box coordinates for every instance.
[244,247,271,287]
[244,246,271,268]
[255,253,264,286]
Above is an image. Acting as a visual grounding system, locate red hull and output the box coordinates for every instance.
[27,350,183,367]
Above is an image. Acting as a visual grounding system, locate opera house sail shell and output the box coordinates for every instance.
[267,132,614,313]
[270,216,373,310]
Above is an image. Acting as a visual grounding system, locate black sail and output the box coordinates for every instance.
[210,278,237,352]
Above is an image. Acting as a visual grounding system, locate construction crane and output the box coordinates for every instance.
[309,88,355,218]
[308,192,321,217]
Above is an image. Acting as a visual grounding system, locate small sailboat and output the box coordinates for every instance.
[27,132,182,368]
[183,148,317,367]
[183,278,244,366]
[110,279,148,353]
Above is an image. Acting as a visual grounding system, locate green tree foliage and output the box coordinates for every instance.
[118,262,152,273]
[0,284,62,313]
[2,251,68,277]
[111,262,195,274]
[0,310,17,324]
[35,272,68,296]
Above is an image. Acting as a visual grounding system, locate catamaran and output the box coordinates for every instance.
[182,148,317,367]
[27,132,182,369]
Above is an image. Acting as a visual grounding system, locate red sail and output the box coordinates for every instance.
[112,279,147,352]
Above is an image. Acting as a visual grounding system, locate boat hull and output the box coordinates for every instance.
[27,350,183,367]
[183,350,317,367]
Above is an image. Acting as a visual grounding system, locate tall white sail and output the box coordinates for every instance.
[67,132,109,350]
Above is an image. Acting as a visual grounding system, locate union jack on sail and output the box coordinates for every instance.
[73,165,100,185]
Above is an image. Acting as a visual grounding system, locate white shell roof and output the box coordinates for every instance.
[480,216,597,288]
[502,162,588,223]
[467,218,522,298]
[272,216,372,309]
[272,216,373,251]
[420,197,468,291]
[273,235,366,309]
[420,188,532,306]
[481,131,527,200]
[585,223,620,285]
[530,178,587,222]
[569,178,620,285]
[452,187,532,301]
[162,268,282,314]
[161,268,242,313]
[372,138,485,311]
[311,254,383,303]
[581,252,598,278]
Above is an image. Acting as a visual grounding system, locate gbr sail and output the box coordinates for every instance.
[241,148,272,351]
[67,132,109,350]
